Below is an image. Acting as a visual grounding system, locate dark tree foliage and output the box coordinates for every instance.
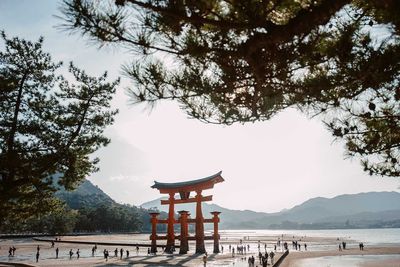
[0,32,119,231]
[74,204,142,232]
[60,0,399,177]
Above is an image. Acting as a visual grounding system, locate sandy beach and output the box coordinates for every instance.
[1,231,399,266]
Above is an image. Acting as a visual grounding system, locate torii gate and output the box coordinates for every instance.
[149,171,224,254]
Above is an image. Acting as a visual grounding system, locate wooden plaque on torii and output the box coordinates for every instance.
[149,171,224,254]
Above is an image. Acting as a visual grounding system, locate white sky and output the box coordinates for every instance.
[1,0,399,213]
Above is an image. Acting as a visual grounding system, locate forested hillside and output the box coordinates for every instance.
[1,178,165,235]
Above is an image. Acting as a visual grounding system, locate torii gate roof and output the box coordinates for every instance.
[151,171,224,193]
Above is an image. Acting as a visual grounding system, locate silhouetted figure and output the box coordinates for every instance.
[92,246,95,256]
[12,246,16,256]
[147,247,151,255]
[120,248,124,259]
[115,248,118,257]
[69,249,73,259]
[36,251,40,262]
[105,250,109,261]
[270,251,275,265]
[126,250,129,258]
[8,247,12,257]
[56,247,59,259]
[304,243,307,251]
[339,244,342,251]
[77,249,80,259]
[284,242,288,250]
[51,241,54,248]
[136,245,139,254]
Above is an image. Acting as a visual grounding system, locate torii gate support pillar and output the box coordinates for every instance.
[211,211,221,253]
[178,210,190,254]
[149,212,159,253]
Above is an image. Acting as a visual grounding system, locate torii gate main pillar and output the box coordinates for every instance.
[195,190,205,253]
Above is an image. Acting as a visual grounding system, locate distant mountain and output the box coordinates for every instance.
[141,191,400,229]
[55,179,114,209]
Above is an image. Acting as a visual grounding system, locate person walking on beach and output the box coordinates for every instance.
[77,249,80,259]
[8,247,12,257]
[270,251,275,265]
[126,250,129,258]
[105,250,109,261]
[120,248,124,259]
[12,246,16,256]
[262,256,268,267]
[115,248,118,257]
[55,247,59,259]
[36,250,40,262]
[69,249,73,259]
[92,246,96,256]
[304,243,307,251]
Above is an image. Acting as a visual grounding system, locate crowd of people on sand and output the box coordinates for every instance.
[338,240,365,251]
[8,246,16,257]
[28,239,134,263]
[5,234,368,266]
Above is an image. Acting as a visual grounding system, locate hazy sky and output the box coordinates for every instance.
[1,0,399,213]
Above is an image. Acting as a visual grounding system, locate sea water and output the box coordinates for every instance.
[219,228,400,245]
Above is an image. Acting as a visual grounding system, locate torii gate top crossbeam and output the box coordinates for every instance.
[151,171,224,194]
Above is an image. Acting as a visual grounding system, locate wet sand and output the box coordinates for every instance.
[0,232,399,266]
[281,247,400,267]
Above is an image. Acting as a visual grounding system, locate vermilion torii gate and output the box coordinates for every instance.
[150,171,224,254]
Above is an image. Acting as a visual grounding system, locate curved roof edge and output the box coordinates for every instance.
[151,171,223,190]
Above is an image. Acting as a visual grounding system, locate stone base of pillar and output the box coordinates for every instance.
[179,245,188,254]
[195,244,206,254]
[213,243,220,253]
[165,245,174,254]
